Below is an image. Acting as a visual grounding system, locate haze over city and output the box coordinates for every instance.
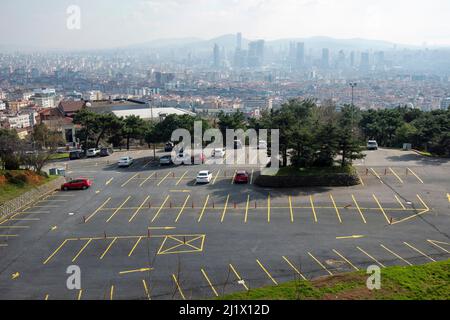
[1,0,450,50]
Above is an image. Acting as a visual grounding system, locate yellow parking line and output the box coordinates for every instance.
[231,170,237,184]
[72,239,93,262]
[212,169,221,185]
[267,194,271,223]
[0,226,30,229]
[282,256,307,280]
[220,195,230,223]
[43,239,69,264]
[157,172,172,186]
[394,195,406,209]
[288,196,294,223]
[407,168,424,184]
[427,239,450,253]
[121,173,139,187]
[351,195,367,224]
[356,246,386,268]
[139,172,156,187]
[201,268,219,297]
[106,196,131,223]
[128,236,143,257]
[416,194,429,211]
[256,259,278,285]
[403,242,436,262]
[332,249,359,271]
[151,195,170,223]
[105,177,114,186]
[172,274,186,300]
[372,194,391,224]
[244,194,250,223]
[77,289,83,300]
[176,171,189,186]
[197,195,210,222]
[175,195,191,223]
[357,172,365,186]
[389,168,404,184]
[109,285,114,300]
[128,196,150,223]
[229,264,248,290]
[44,294,49,300]
[100,237,118,260]
[142,279,151,300]
[330,194,342,224]
[85,197,111,223]
[308,252,333,275]
[391,195,430,225]
[380,244,412,266]
[310,196,318,223]
[370,168,384,184]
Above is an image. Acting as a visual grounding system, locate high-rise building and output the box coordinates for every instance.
[322,48,330,68]
[296,42,305,68]
[236,33,242,50]
[248,40,265,68]
[213,43,220,68]
[360,52,370,72]
[350,51,355,67]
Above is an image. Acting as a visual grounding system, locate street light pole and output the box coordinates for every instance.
[349,82,357,133]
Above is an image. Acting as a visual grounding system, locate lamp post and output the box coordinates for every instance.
[349,82,357,133]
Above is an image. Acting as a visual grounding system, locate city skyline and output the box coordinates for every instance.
[1,0,450,50]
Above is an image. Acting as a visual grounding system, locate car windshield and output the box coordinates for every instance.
[198,172,208,176]
[120,157,129,161]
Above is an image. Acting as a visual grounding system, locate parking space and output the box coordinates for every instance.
[0,148,449,299]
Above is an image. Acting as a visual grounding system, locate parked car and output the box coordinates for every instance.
[196,170,213,184]
[61,178,91,191]
[258,140,268,150]
[212,148,226,158]
[367,140,379,150]
[69,150,86,160]
[100,147,114,157]
[118,156,134,167]
[164,142,175,152]
[234,170,249,184]
[175,152,205,165]
[86,148,100,157]
[159,155,173,166]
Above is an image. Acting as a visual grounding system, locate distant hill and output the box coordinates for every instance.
[120,34,422,53]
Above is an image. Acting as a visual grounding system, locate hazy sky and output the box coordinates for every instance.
[1,0,449,49]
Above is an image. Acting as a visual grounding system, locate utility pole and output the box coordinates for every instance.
[349,82,357,133]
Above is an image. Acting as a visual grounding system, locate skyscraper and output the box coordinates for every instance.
[322,48,330,68]
[213,43,220,68]
[248,40,265,68]
[296,42,305,68]
[360,52,370,72]
[236,32,242,50]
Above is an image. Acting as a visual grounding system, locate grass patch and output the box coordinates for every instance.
[220,260,450,300]
[275,165,355,177]
[49,153,69,160]
[0,170,59,205]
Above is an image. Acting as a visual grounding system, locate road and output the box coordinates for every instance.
[0,148,449,300]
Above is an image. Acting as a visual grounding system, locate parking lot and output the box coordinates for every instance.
[0,148,449,300]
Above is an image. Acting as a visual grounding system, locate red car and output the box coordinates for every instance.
[61,178,92,191]
[234,170,249,184]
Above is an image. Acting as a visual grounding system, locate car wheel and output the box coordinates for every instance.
[63,187,68,191]
[82,186,87,190]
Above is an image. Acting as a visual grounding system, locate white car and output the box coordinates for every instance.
[118,156,134,167]
[86,148,100,157]
[367,140,379,150]
[196,170,213,184]
[212,148,225,158]
[258,140,268,150]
